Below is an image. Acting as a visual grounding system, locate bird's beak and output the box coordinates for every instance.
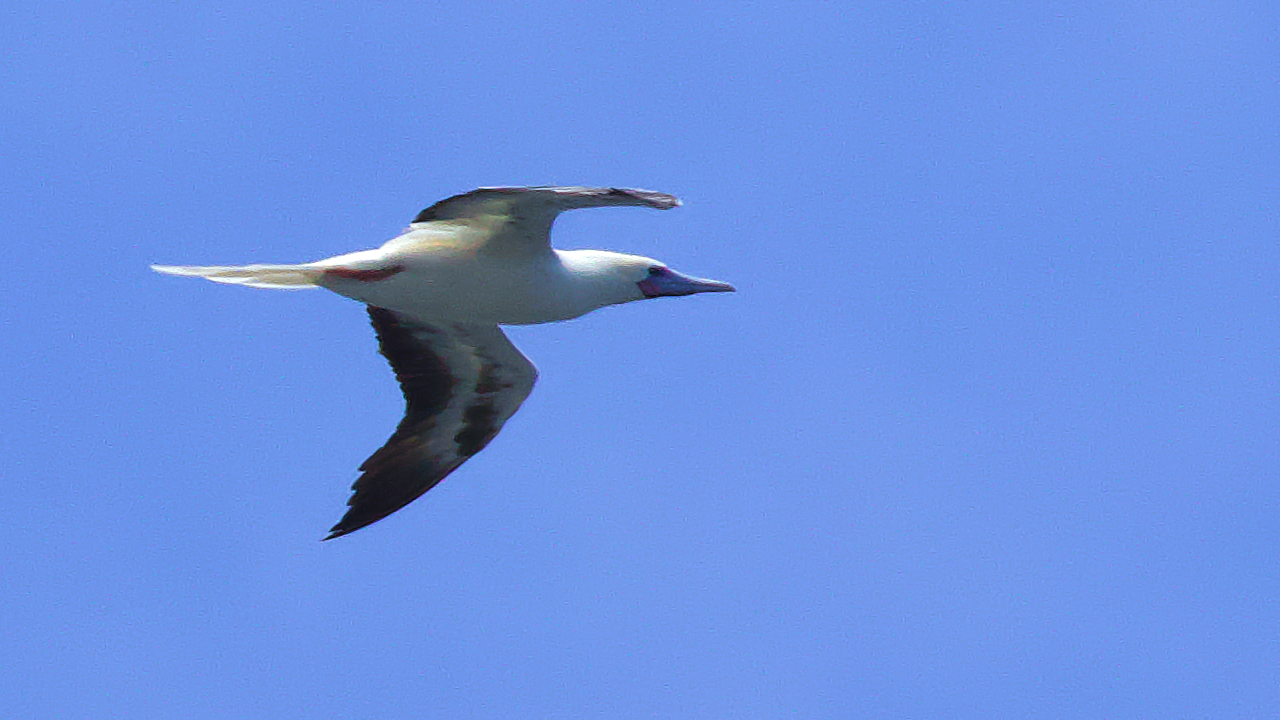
[639,268,736,299]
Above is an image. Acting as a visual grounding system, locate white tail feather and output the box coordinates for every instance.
[151,263,323,290]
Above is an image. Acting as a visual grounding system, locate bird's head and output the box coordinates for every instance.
[558,250,735,311]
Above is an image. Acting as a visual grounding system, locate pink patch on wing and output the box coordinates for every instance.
[324,265,406,282]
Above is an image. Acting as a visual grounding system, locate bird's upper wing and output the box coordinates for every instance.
[408,186,680,253]
[325,307,538,539]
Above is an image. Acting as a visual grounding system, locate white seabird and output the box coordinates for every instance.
[153,186,734,539]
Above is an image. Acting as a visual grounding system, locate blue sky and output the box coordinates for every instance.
[3,2,1277,717]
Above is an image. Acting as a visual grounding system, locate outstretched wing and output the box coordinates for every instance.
[409,186,681,252]
[325,307,537,539]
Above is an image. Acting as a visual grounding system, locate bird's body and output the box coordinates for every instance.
[154,186,733,539]
[320,245,638,326]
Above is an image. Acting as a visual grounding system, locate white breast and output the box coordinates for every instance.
[318,232,595,325]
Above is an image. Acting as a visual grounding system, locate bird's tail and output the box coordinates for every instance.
[150,263,323,290]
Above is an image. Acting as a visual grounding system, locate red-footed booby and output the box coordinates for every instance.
[153,186,734,539]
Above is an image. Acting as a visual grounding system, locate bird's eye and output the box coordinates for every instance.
[648,266,665,277]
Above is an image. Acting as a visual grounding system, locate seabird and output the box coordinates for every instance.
[153,186,734,539]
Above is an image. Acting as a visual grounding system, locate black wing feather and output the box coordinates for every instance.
[324,307,536,540]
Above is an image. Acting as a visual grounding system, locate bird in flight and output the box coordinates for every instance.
[153,186,734,539]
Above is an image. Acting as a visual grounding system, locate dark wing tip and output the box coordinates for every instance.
[323,519,359,541]
[608,187,682,210]
[547,186,681,210]
[321,488,389,540]
[322,466,443,540]
[323,482,417,539]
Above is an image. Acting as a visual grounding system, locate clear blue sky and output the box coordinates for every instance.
[3,2,1277,717]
